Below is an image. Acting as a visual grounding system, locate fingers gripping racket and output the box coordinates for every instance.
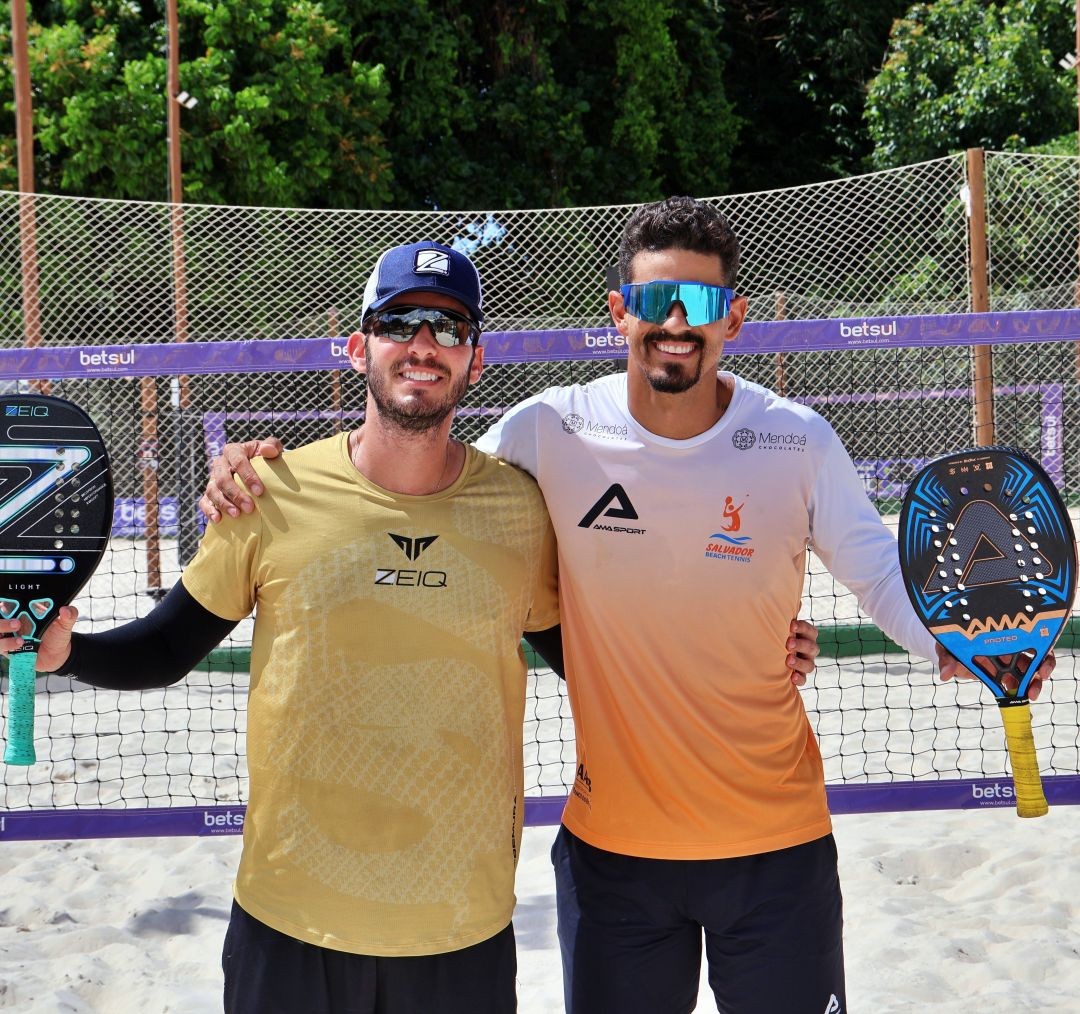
[0,395,113,765]
[898,448,1077,818]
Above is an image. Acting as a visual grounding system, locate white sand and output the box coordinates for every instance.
[1,808,1079,1013]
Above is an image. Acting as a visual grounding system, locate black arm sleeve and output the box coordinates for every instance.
[523,624,566,680]
[56,582,239,691]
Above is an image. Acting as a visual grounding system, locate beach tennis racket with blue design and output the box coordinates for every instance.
[898,447,1076,818]
[0,395,113,765]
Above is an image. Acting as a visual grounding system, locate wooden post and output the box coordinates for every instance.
[11,1,49,395]
[774,291,787,396]
[966,148,994,446]
[166,0,200,567]
[139,377,162,598]
[328,308,345,434]
[166,0,189,353]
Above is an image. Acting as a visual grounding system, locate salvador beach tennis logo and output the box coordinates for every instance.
[704,495,755,563]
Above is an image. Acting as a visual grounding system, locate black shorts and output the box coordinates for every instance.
[553,827,846,1014]
[221,901,517,1014]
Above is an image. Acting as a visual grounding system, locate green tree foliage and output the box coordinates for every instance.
[865,0,1076,168]
[0,0,740,209]
[1,0,393,207]
[308,0,739,207]
[17,2,1073,209]
[722,0,910,190]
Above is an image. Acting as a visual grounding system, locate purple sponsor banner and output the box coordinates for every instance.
[0,805,247,841]
[113,496,176,537]
[111,497,209,538]
[1042,382,1065,490]
[3,776,1080,839]
[475,309,1080,360]
[2,308,1080,380]
[0,337,353,380]
[826,774,1080,814]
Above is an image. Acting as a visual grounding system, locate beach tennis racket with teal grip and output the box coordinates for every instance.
[0,395,113,765]
[897,447,1076,818]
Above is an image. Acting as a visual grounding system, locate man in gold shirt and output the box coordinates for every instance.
[2,242,562,1013]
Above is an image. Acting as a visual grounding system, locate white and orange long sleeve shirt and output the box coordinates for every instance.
[476,371,936,860]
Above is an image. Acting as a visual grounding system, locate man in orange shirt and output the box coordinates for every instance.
[475,199,1051,1014]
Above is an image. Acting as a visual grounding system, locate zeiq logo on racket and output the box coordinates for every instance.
[0,395,113,766]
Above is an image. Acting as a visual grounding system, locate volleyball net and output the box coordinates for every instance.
[4,149,1080,836]
[0,308,1079,840]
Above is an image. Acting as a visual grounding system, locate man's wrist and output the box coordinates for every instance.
[42,633,80,678]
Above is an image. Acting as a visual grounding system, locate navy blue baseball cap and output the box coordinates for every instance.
[361,241,484,326]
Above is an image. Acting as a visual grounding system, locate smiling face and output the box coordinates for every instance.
[349,290,484,435]
[612,247,746,398]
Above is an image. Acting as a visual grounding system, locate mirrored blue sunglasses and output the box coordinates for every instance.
[619,280,736,326]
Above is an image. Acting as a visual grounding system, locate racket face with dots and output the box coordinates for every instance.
[0,395,113,764]
[897,447,1076,701]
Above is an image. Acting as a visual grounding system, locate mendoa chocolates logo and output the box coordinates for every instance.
[562,413,629,440]
[733,427,806,453]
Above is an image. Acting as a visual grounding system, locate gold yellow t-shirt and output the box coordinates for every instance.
[181,434,559,956]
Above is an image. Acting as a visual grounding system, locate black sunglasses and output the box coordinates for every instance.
[365,306,481,348]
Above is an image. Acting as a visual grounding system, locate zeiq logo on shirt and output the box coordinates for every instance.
[375,532,448,587]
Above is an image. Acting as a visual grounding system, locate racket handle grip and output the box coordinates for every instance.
[999,701,1048,818]
[4,652,38,766]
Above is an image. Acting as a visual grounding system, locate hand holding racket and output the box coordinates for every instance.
[0,395,113,765]
[898,447,1076,818]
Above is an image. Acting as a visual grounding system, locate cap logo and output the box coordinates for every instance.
[414,249,450,275]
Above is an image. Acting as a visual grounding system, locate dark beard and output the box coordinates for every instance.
[641,328,705,393]
[366,349,473,433]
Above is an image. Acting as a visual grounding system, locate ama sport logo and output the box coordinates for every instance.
[704,495,755,563]
[578,484,645,535]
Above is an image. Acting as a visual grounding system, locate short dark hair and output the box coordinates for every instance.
[618,196,740,288]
